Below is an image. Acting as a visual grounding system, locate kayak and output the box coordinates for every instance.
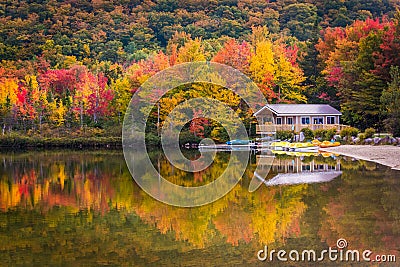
[312,139,322,146]
[270,141,290,151]
[226,139,251,145]
[319,141,340,148]
[288,142,319,152]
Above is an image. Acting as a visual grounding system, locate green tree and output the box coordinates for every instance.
[381,66,400,137]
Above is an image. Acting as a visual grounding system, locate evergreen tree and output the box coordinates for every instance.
[381,66,400,136]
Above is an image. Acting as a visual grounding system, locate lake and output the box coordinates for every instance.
[0,149,399,266]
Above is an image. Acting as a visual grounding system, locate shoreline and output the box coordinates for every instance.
[0,135,122,149]
[320,145,400,170]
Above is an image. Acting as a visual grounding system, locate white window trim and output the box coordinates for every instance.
[276,117,283,125]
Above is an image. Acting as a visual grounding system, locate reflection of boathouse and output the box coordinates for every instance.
[256,154,342,186]
[257,155,341,174]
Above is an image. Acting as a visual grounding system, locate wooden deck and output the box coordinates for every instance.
[256,124,349,134]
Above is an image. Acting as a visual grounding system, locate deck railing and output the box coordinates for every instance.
[256,124,350,134]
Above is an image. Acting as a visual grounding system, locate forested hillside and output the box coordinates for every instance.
[1,0,397,62]
[1,0,400,139]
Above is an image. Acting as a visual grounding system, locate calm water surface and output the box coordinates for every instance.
[0,149,399,266]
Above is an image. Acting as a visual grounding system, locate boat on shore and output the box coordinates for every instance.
[226,139,253,145]
[319,141,341,148]
[269,141,290,151]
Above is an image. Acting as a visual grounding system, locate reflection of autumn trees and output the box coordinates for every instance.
[5,151,398,258]
[318,158,400,256]
[1,151,399,265]
[0,151,309,249]
[0,151,121,213]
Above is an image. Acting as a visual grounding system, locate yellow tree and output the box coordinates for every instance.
[0,75,19,133]
[48,99,67,126]
[273,46,307,103]
[249,39,306,103]
[176,38,206,63]
[0,77,18,107]
[249,40,277,101]
[249,40,275,84]
[111,77,133,122]
[24,75,49,129]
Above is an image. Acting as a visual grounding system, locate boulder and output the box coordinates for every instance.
[373,137,381,145]
[334,135,342,141]
[364,138,373,144]
[382,136,391,144]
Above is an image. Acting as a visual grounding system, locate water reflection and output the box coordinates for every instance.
[0,150,398,265]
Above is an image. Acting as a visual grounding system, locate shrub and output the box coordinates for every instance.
[364,128,376,139]
[276,130,294,141]
[358,133,366,143]
[210,127,229,143]
[179,131,202,145]
[314,129,327,140]
[324,128,338,141]
[340,127,360,139]
[300,128,314,141]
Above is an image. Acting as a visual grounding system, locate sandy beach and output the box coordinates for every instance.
[320,145,400,170]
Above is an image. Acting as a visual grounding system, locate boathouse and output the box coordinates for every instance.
[254,104,346,134]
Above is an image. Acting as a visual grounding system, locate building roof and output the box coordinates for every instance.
[254,104,342,116]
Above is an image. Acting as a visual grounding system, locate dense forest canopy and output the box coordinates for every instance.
[1,0,397,62]
[1,0,400,137]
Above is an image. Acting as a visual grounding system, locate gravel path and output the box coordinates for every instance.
[320,145,400,170]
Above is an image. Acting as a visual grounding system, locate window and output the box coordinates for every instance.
[301,117,310,125]
[276,117,282,125]
[314,164,325,171]
[287,117,294,125]
[327,116,336,124]
[302,165,311,171]
[313,117,324,125]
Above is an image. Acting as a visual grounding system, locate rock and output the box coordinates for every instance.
[334,135,341,141]
[373,137,381,145]
[354,137,360,144]
[364,138,373,144]
[391,138,397,145]
[382,136,391,144]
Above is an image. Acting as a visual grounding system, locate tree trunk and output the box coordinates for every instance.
[80,101,83,129]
